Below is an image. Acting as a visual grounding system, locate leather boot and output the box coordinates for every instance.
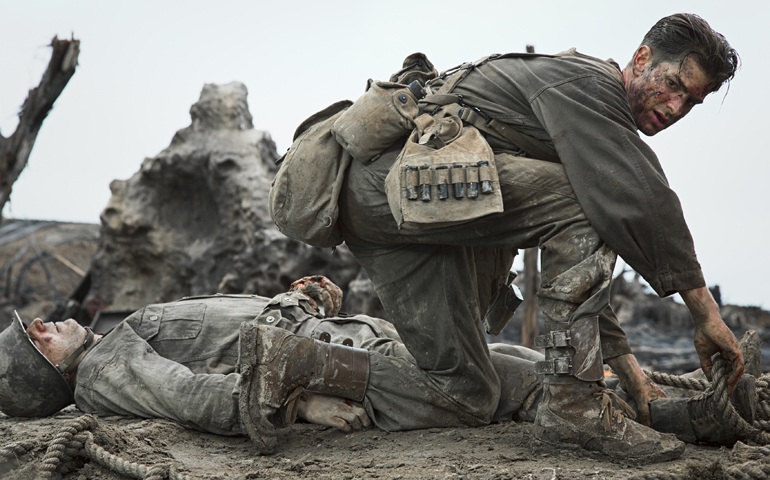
[531,316,685,462]
[650,374,757,445]
[740,330,762,379]
[238,324,370,453]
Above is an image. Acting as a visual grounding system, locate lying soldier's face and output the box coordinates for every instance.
[25,318,89,365]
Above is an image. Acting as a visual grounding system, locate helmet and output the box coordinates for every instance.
[0,312,75,417]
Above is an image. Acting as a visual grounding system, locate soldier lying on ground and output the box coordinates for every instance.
[0,276,757,453]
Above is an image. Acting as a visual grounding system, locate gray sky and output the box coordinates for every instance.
[1,0,768,308]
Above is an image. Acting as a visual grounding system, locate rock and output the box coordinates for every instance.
[86,82,374,314]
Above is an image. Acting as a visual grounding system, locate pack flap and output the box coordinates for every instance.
[293,100,353,141]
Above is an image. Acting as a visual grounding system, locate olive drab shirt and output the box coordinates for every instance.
[71,293,406,434]
[73,294,332,435]
[438,49,705,296]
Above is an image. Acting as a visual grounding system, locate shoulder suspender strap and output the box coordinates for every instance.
[421,101,560,163]
[450,104,560,163]
[422,53,560,163]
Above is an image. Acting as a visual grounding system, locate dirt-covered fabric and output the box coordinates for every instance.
[435,50,704,296]
[73,294,544,434]
[340,145,634,425]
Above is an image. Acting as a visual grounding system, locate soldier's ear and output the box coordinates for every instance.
[631,46,653,76]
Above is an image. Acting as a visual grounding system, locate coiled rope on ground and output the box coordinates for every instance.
[0,414,191,480]
[634,355,770,480]
[647,355,770,445]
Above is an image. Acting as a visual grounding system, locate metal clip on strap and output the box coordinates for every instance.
[534,358,572,375]
[534,330,571,349]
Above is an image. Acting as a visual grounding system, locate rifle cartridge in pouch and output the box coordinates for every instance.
[466,164,480,199]
[419,165,431,201]
[406,166,419,200]
[479,161,494,194]
[451,164,465,198]
[435,165,449,200]
[383,109,503,228]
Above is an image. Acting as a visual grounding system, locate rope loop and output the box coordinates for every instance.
[12,413,186,479]
[646,355,770,446]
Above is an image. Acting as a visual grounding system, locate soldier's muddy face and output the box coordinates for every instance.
[625,49,712,136]
[26,318,88,365]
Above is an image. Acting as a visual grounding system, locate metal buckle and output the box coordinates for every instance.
[456,95,494,128]
[553,357,572,375]
[534,330,571,349]
[551,330,571,348]
[534,358,573,376]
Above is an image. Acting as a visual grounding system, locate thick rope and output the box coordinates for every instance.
[15,414,193,480]
[643,370,710,391]
[645,356,770,446]
[39,414,98,479]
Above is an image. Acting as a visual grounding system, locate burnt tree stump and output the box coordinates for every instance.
[0,36,80,219]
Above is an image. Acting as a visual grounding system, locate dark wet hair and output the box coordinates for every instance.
[641,13,739,93]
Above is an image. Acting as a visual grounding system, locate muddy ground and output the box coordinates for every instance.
[1,403,760,480]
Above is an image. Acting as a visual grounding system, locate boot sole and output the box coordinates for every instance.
[530,435,684,464]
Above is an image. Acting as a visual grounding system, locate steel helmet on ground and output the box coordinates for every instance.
[0,312,75,417]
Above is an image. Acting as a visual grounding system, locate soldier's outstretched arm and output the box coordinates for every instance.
[605,353,667,427]
[680,286,744,394]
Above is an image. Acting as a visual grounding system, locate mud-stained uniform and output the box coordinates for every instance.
[73,294,542,434]
[338,51,706,424]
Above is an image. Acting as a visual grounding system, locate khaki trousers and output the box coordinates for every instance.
[339,139,632,424]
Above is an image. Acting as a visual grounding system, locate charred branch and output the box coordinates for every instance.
[0,36,80,219]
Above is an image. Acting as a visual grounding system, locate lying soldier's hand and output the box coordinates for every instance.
[606,353,667,427]
[290,275,343,317]
[297,392,372,432]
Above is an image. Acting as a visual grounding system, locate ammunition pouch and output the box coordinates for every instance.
[331,79,426,164]
[384,108,504,229]
[534,315,603,382]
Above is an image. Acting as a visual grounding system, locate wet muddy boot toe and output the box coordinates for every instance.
[532,381,685,462]
[238,324,369,453]
[686,374,757,446]
[740,330,762,379]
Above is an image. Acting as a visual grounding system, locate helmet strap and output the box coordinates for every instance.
[55,328,95,376]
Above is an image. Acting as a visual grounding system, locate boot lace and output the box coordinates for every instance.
[591,384,636,433]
